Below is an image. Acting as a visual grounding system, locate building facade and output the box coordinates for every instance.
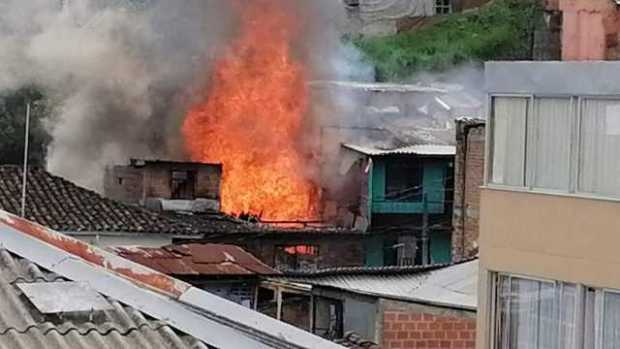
[452,118,485,261]
[104,159,221,207]
[477,61,620,348]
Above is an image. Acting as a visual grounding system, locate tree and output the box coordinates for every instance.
[0,87,51,166]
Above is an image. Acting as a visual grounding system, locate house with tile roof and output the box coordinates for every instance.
[0,208,345,349]
[0,166,256,247]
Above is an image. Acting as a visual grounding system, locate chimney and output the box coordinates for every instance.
[560,0,620,60]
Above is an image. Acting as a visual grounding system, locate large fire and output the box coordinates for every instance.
[182,0,318,221]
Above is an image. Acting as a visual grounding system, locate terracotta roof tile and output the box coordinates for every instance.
[0,166,197,235]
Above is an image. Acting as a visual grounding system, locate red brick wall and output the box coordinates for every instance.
[452,121,485,261]
[383,311,476,349]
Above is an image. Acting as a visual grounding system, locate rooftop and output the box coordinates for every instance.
[274,259,478,311]
[110,243,279,277]
[0,166,197,235]
[0,209,345,349]
[342,143,456,157]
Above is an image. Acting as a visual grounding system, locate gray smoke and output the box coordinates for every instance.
[0,0,234,190]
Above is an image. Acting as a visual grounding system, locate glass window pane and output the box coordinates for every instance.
[492,97,528,186]
[603,292,620,349]
[531,98,572,190]
[579,99,620,197]
[558,284,578,349]
[510,278,542,349]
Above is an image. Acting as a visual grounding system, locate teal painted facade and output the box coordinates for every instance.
[368,157,449,216]
[363,154,453,267]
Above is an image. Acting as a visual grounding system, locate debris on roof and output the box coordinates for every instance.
[0,209,346,349]
[0,166,197,235]
[110,243,279,276]
[334,332,380,349]
[342,143,456,157]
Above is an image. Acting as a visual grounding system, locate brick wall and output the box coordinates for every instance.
[104,161,221,204]
[382,310,476,349]
[204,234,365,270]
[452,120,485,262]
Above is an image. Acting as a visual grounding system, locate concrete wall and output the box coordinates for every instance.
[380,299,476,349]
[476,188,620,348]
[452,121,485,261]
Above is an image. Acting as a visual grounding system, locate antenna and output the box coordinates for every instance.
[20,103,31,218]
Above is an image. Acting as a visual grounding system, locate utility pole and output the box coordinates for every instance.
[20,103,31,218]
[421,193,429,265]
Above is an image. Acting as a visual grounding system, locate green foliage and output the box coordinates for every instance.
[352,0,543,81]
[0,87,51,166]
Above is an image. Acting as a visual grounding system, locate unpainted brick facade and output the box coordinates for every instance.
[104,160,221,204]
[382,309,476,349]
[452,120,485,262]
[202,233,365,271]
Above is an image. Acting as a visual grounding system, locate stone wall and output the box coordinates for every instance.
[452,120,485,261]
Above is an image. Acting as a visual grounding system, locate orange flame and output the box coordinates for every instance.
[182,0,318,221]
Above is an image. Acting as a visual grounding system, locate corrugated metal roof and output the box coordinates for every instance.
[110,243,279,276]
[308,80,448,93]
[0,249,210,349]
[342,143,456,157]
[274,260,478,311]
[0,209,345,349]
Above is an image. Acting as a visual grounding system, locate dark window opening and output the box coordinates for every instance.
[275,245,319,272]
[435,0,452,14]
[385,161,424,202]
[313,297,344,340]
[117,177,123,185]
[343,0,359,8]
[170,170,196,199]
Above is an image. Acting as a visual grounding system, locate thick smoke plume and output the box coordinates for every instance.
[0,0,235,190]
[0,0,371,192]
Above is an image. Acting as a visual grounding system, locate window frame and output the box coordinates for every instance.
[434,0,452,15]
[489,272,620,349]
[486,94,620,202]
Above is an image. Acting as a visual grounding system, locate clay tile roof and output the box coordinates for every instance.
[0,165,197,235]
[110,243,280,276]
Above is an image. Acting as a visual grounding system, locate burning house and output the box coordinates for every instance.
[311,81,482,266]
[104,158,221,209]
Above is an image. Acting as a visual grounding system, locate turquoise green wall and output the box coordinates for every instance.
[430,230,452,264]
[369,157,449,215]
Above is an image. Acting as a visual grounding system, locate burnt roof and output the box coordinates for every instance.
[334,332,380,349]
[0,166,196,235]
[110,243,279,277]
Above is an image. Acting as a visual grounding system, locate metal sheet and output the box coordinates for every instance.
[343,143,456,156]
[17,281,112,314]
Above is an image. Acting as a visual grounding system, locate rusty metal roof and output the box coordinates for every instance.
[0,209,345,349]
[110,243,279,277]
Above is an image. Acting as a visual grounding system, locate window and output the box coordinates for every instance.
[491,97,528,186]
[275,245,319,272]
[488,95,620,199]
[385,161,423,202]
[170,170,195,199]
[579,99,620,197]
[435,0,452,14]
[493,274,620,349]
